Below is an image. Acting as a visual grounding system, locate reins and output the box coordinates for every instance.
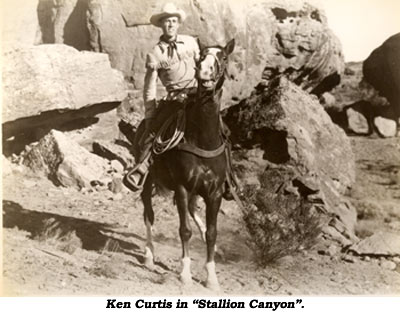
[152,52,226,157]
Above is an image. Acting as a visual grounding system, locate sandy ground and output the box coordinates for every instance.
[2,136,400,296]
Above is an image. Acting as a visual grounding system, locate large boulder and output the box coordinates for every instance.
[37,0,343,105]
[328,60,396,136]
[92,140,135,169]
[346,104,370,135]
[2,44,127,123]
[23,130,110,189]
[363,33,400,119]
[224,77,357,244]
[350,231,400,257]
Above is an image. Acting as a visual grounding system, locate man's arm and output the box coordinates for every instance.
[194,37,201,62]
[143,53,158,119]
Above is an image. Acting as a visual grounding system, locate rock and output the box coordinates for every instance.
[224,77,357,242]
[328,61,394,135]
[92,140,134,168]
[2,44,127,123]
[38,0,343,105]
[374,117,397,138]
[362,256,371,262]
[380,260,397,271]
[363,33,400,121]
[38,0,91,51]
[117,92,146,131]
[320,92,336,108]
[2,155,13,177]
[23,130,109,189]
[327,244,339,257]
[346,106,370,135]
[110,160,124,174]
[342,255,356,263]
[225,76,355,192]
[109,174,126,194]
[350,231,400,257]
[2,0,41,48]
[329,62,364,112]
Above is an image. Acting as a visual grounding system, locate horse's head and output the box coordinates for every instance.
[196,39,235,93]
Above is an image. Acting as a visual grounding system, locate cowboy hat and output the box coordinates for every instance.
[150,3,186,27]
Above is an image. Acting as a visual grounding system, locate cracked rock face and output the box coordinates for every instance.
[223,77,357,244]
[2,44,127,124]
[23,130,110,189]
[33,0,343,105]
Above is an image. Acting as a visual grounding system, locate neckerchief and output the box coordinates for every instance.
[159,35,184,60]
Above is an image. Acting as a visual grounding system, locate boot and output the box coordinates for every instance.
[123,122,154,192]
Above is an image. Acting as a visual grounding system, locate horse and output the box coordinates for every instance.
[134,39,235,291]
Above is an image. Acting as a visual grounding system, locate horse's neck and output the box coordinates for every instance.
[189,90,223,150]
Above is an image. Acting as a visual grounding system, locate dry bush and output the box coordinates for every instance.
[242,186,323,265]
[35,218,82,254]
[86,239,123,279]
[87,255,121,279]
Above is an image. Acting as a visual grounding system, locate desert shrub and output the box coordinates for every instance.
[35,218,82,254]
[86,239,123,279]
[242,185,323,265]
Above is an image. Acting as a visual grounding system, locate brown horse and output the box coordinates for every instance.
[135,39,235,291]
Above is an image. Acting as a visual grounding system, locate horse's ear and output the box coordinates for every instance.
[197,37,205,52]
[224,39,235,56]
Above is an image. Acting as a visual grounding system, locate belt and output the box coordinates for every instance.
[166,87,197,102]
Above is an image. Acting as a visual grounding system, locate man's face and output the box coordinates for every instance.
[161,16,180,39]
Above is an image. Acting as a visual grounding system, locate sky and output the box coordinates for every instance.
[318,0,400,61]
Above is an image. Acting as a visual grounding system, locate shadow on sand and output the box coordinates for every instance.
[2,200,144,256]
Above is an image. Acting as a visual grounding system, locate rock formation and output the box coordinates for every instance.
[2,44,127,155]
[33,0,343,106]
[23,130,110,189]
[363,33,400,121]
[2,44,127,123]
[329,45,399,137]
[223,77,357,244]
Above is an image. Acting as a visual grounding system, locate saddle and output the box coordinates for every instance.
[124,93,239,193]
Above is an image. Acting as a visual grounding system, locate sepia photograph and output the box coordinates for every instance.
[1,0,399,298]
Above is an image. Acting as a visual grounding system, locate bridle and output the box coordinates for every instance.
[196,48,227,94]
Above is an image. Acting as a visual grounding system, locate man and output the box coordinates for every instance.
[126,3,236,199]
[125,3,200,190]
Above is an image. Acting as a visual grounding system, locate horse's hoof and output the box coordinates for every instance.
[206,280,220,292]
[180,274,193,286]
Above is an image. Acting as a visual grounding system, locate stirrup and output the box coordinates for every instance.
[123,163,149,192]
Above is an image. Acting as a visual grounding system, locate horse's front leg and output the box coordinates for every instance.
[141,175,154,268]
[189,195,206,242]
[205,192,222,291]
[175,185,193,285]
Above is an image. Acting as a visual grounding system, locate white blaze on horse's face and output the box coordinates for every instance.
[198,48,221,90]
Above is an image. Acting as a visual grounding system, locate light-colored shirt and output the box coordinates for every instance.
[143,34,200,118]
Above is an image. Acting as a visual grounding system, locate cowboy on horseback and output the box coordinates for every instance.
[125,3,236,199]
